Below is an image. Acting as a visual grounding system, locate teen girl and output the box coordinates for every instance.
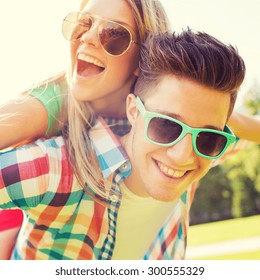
[0,0,170,259]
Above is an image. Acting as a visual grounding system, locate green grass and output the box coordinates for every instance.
[187,215,260,246]
[193,250,260,260]
[187,215,260,260]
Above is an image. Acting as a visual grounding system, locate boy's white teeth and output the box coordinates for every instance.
[157,161,186,178]
[78,54,105,68]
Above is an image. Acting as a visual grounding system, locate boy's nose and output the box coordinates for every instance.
[166,134,195,165]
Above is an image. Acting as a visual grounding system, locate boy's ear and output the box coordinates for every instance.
[134,67,139,77]
[126,94,138,125]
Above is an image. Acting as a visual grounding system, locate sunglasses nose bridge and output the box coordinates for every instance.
[190,131,199,156]
[179,125,199,155]
[180,124,194,141]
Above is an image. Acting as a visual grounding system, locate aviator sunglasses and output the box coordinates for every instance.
[62,12,138,56]
[136,96,237,159]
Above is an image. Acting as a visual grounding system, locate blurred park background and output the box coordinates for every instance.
[0,0,259,259]
[187,87,260,259]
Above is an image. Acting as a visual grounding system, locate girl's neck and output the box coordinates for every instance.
[90,95,127,118]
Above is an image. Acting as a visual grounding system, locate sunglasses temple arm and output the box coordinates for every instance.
[135,96,146,117]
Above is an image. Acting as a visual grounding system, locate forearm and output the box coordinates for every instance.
[0,227,21,259]
[228,111,260,144]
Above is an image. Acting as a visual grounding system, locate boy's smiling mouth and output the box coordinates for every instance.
[156,160,188,179]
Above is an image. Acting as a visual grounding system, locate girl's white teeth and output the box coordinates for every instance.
[78,54,105,68]
[157,161,186,178]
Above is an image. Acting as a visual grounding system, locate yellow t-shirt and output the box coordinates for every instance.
[112,183,177,260]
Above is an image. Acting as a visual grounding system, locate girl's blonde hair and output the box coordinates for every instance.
[63,0,171,201]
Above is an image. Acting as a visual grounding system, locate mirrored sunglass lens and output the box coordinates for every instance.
[197,132,227,157]
[99,22,131,55]
[148,117,183,144]
[63,13,92,41]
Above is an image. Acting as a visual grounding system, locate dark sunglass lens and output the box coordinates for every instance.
[63,13,91,41]
[99,22,131,55]
[148,117,182,144]
[197,132,227,157]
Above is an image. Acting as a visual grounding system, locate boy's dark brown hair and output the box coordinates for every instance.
[134,29,246,118]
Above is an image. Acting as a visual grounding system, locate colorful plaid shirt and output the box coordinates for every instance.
[0,117,191,260]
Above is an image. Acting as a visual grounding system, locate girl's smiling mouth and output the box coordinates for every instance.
[77,54,105,77]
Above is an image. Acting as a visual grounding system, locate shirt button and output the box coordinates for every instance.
[121,163,128,170]
[110,195,118,203]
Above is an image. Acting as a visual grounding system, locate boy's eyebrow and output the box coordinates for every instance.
[156,110,223,131]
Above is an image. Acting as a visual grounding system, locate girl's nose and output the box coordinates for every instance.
[79,23,100,49]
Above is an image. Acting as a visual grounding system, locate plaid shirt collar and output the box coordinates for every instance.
[89,116,131,185]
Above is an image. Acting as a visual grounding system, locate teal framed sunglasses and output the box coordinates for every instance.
[136,96,236,159]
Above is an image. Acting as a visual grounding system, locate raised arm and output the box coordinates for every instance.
[0,74,66,150]
[0,97,48,149]
[228,111,260,144]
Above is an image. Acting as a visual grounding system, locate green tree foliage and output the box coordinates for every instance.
[224,145,260,218]
[244,80,260,115]
[190,166,233,225]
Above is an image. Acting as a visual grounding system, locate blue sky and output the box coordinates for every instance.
[1,0,259,107]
